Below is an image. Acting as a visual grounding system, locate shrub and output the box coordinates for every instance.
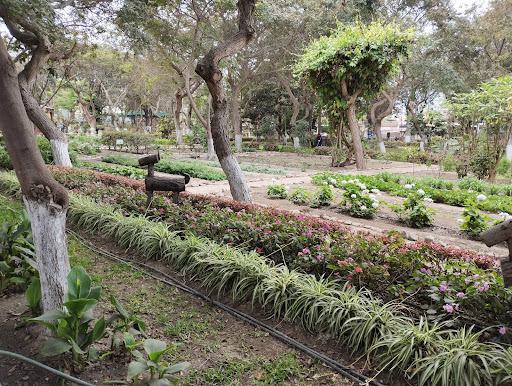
[0,144,13,170]
[497,157,511,178]
[155,160,226,181]
[101,153,139,167]
[391,189,436,228]
[289,188,311,204]
[458,207,491,238]
[339,182,378,218]
[469,151,494,180]
[313,185,334,206]
[458,177,486,192]
[267,184,288,199]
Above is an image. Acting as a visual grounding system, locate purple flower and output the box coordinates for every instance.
[472,274,480,280]
[420,268,426,273]
[443,304,453,313]
[500,327,507,335]
[457,292,465,298]
[439,285,447,292]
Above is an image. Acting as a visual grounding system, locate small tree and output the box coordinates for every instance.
[295,21,414,169]
[446,76,512,181]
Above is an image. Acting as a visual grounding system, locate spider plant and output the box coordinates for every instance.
[369,317,454,375]
[411,326,496,386]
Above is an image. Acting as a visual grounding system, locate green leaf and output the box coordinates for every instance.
[32,309,67,321]
[70,338,85,354]
[40,338,72,356]
[163,361,191,375]
[91,316,106,342]
[147,379,171,386]
[9,277,25,284]
[67,266,92,300]
[88,286,101,301]
[144,339,167,357]
[63,298,97,316]
[127,360,149,380]
[111,295,129,319]
[25,278,41,308]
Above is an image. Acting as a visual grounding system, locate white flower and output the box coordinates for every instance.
[404,184,412,189]
[476,194,486,201]
[362,189,369,194]
[341,180,347,185]
[458,219,464,224]
[328,185,333,189]
[360,185,367,190]
[372,202,379,208]
[285,186,290,190]
[360,205,367,210]
[354,179,360,184]
[411,183,415,187]
[351,194,357,199]
[348,179,354,184]
[329,178,336,185]
[271,178,276,183]
[371,189,380,194]
[416,189,425,196]
[468,189,473,193]
[500,212,512,220]
[423,197,433,203]
[323,181,328,185]
[369,194,376,201]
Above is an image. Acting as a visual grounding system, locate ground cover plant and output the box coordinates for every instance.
[83,162,147,180]
[312,172,512,215]
[6,168,511,328]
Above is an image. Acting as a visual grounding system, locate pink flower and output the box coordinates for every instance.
[355,267,362,273]
[439,285,447,292]
[457,292,465,298]
[165,199,170,203]
[443,304,453,313]
[500,327,507,335]
[276,220,282,225]
[257,248,262,252]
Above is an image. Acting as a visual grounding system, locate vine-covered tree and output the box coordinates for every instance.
[295,21,414,169]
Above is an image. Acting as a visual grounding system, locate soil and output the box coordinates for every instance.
[1,149,508,385]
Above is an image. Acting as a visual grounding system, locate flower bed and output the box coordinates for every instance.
[30,167,511,327]
[2,171,512,385]
[312,172,512,214]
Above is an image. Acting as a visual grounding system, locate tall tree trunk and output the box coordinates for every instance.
[206,94,216,160]
[174,90,184,145]
[196,0,255,203]
[0,38,70,313]
[507,132,512,161]
[228,76,243,152]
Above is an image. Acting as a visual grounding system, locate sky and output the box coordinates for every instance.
[451,0,490,13]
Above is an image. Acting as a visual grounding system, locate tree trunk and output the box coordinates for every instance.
[196,0,256,203]
[404,127,411,143]
[174,90,184,145]
[374,121,386,153]
[18,79,72,166]
[507,132,512,161]
[0,39,70,313]
[228,79,243,152]
[347,102,366,170]
[206,94,216,160]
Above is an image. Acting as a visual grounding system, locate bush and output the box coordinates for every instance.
[497,157,511,178]
[0,144,13,170]
[458,177,485,192]
[440,155,459,172]
[339,181,378,218]
[267,184,288,199]
[458,207,491,238]
[469,151,494,180]
[155,160,226,181]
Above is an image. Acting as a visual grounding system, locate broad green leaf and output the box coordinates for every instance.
[63,298,97,317]
[147,379,171,386]
[40,338,72,356]
[32,309,67,321]
[111,295,129,319]
[144,339,167,356]
[127,360,148,380]
[67,266,92,300]
[91,317,106,341]
[164,361,191,374]
[25,277,41,308]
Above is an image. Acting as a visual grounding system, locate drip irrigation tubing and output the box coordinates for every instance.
[0,350,93,386]
[67,228,385,386]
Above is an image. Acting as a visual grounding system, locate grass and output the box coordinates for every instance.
[0,194,23,223]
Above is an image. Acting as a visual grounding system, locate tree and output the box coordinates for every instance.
[196,0,256,202]
[0,37,70,313]
[0,0,75,166]
[446,76,512,181]
[295,21,414,169]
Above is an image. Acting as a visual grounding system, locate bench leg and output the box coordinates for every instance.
[146,191,154,209]
[173,191,180,204]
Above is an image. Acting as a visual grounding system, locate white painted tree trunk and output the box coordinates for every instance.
[378,141,386,153]
[207,138,216,160]
[405,135,411,143]
[235,134,243,152]
[293,136,300,148]
[24,198,70,313]
[507,135,512,160]
[89,125,96,136]
[419,141,424,152]
[220,154,251,202]
[282,135,287,146]
[50,140,72,167]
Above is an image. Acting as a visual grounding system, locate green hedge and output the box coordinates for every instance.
[102,131,157,153]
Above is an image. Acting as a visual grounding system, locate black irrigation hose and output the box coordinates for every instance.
[67,229,385,386]
[0,350,94,386]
